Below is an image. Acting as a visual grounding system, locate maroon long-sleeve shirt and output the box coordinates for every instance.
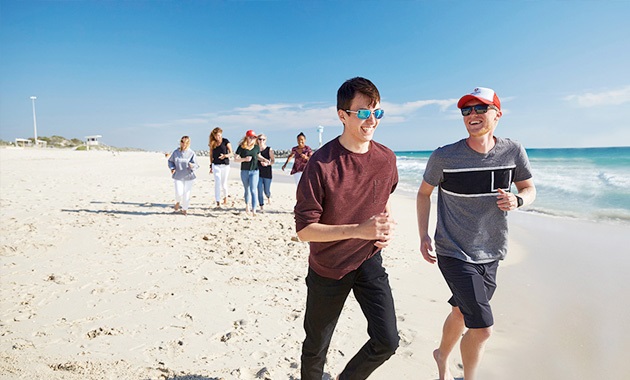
[294,137,398,280]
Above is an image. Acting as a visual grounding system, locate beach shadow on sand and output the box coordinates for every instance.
[145,373,305,380]
[61,201,209,217]
[61,200,293,218]
[61,208,201,217]
[142,376,221,380]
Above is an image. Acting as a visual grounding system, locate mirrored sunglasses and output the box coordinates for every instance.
[345,109,384,120]
[460,104,496,116]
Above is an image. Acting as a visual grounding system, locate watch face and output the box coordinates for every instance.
[516,195,524,207]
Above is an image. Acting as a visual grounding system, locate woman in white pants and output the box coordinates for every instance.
[167,136,199,215]
[209,127,233,207]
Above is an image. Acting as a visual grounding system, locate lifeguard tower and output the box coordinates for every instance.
[85,135,103,150]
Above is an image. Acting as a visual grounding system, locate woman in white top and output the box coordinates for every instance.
[167,136,199,215]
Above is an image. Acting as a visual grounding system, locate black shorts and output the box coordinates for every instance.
[438,255,499,329]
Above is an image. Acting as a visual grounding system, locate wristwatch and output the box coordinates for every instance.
[515,195,524,208]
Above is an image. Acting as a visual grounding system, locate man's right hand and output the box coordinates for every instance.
[356,213,396,248]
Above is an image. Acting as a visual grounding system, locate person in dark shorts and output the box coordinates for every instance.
[416,87,536,380]
[295,77,399,380]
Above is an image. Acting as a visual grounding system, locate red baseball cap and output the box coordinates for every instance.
[457,87,501,110]
[246,130,257,138]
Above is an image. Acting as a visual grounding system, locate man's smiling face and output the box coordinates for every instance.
[462,100,502,138]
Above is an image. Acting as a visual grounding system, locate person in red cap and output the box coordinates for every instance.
[234,130,265,215]
[416,87,536,379]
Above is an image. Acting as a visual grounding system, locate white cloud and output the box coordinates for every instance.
[143,97,460,133]
[564,85,630,107]
[213,103,340,131]
[382,99,457,114]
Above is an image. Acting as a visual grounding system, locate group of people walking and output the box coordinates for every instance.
[168,77,536,380]
[167,128,313,216]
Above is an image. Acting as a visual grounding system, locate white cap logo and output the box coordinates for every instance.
[472,87,495,102]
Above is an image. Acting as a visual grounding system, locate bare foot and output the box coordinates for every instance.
[434,348,453,380]
[215,201,221,208]
[174,202,180,211]
[181,209,187,216]
[222,197,228,205]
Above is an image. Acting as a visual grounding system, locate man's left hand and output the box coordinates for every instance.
[496,188,517,211]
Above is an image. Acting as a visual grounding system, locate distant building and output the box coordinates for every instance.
[15,138,32,147]
[85,135,102,146]
[14,138,46,147]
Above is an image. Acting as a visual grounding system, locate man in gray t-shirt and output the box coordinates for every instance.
[416,87,536,380]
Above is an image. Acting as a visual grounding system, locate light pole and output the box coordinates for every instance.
[317,125,324,148]
[30,96,38,147]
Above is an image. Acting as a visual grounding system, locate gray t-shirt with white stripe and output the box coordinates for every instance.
[423,137,532,263]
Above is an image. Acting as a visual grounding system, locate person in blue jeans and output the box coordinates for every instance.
[235,129,265,216]
[256,133,275,212]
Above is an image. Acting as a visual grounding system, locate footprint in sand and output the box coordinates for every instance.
[136,291,158,300]
[176,312,194,322]
[8,338,35,350]
[255,367,272,379]
[86,326,123,339]
[251,350,269,360]
[220,331,232,342]
[285,309,302,322]
[45,273,77,285]
[397,328,415,347]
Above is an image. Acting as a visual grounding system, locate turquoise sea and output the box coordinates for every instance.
[395,146,630,224]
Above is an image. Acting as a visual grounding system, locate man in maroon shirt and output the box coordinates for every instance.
[295,77,399,380]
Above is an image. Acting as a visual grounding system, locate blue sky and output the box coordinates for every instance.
[1,0,629,152]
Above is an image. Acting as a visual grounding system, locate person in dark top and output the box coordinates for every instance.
[208,127,233,208]
[295,77,399,380]
[282,132,313,186]
[234,129,265,216]
[256,133,274,212]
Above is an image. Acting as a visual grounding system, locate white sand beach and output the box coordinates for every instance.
[1,148,629,379]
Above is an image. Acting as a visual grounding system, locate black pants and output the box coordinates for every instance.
[301,252,399,380]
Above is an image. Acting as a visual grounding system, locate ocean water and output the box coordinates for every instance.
[395,146,630,224]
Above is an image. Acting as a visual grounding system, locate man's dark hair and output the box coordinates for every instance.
[337,77,381,111]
